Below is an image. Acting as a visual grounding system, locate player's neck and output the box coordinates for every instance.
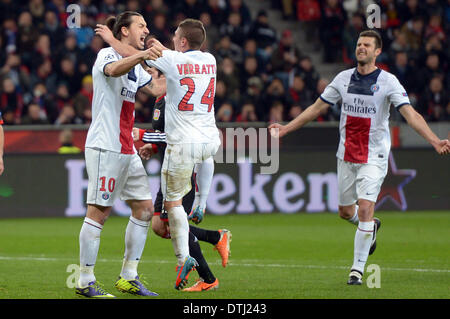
[356,63,378,76]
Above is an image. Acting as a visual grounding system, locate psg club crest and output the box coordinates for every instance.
[370,84,380,93]
[102,193,110,200]
[375,152,416,211]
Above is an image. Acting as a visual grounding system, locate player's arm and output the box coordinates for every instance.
[132,127,166,144]
[96,24,139,57]
[269,98,330,138]
[104,49,154,77]
[399,105,450,155]
[0,125,4,175]
[140,77,166,97]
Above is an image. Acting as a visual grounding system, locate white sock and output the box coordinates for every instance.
[193,157,214,211]
[120,216,150,280]
[78,217,103,288]
[168,206,190,265]
[348,205,360,225]
[351,221,374,274]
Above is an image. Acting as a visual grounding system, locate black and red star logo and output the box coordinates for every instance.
[375,152,416,211]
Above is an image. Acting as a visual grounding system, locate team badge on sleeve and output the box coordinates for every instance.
[153,109,160,120]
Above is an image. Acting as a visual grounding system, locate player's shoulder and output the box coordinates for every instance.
[332,68,355,82]
[96,47,119,62]
[378,69,399,81]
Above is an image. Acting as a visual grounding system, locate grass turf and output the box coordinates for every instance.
[0,212,449,299]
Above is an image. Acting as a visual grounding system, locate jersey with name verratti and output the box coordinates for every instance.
[146,50,220,145]
[320,67,410,165]
[85,47,152,154]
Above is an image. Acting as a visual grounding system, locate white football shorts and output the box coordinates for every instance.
[85,147,152,206]
[337,158,388,206]
[161,142,220,202]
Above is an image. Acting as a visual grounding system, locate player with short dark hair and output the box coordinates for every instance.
[269,30,450,285]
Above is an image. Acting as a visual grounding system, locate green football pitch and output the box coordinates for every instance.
[0,212,449,299]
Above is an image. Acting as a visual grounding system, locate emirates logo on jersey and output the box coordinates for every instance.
[153,109,160,121]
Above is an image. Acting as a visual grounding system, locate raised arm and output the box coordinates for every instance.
[268,98,331,138]
[104,49,151,77]
[399,104,450,155]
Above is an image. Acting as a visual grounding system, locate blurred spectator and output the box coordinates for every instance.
[241,56,260,92]
[70,12,94,50]
[42,10,66,51]
[219,11,247,46]
[419,76,448,120]
[263,77,290,117]
[236,101,258,122]
[73,75,93,121]
[226,0,252,29]
[150,12,171,47]
[214,79,228,111]
[424,13,446,42]
[268,101,284,123]
[214,35,243,65]
[389,51,414,93]
[216,101,234,122]
[296,0,321,48]
[319,0,346,63]
[56,56,82,96]
[21,102,49,125]
[400,16,425,53]
[0,77,23,123]
[58,129,81,154]
[30,82,58,123]
[217,57,241,102]
[288,74,314,109]
[174,0,203,20]
[28,0,45,28]
[205,0,227,27]
[16,11,40,65]
[55,104,83,125]
[295,56,320,94]
[248,10,277,60]
[270,29,302,89]
[288,103,303,120]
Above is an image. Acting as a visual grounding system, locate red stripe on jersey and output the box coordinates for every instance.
[344,115,371,163]
[119,100,135,154]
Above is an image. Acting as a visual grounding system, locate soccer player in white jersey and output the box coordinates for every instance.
[96,20,220,290]
[269,30,450,285]
[76,11,165,298]
[145,19,221,290]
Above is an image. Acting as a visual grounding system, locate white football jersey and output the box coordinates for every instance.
[320,67,410,165]
[145,50,220,145]
[85,47,152,154]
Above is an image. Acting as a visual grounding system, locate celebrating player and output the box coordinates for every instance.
[76,11,164,298]
[137,67,231,292]
[144,19,221,290]
[269,30,450,285]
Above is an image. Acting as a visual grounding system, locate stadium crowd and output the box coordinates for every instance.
[0,0,449,126]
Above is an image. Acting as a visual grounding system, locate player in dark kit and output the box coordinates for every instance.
[134,67,231,291]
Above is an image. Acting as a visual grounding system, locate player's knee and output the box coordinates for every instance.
[338,206,354,220]
[356,200,374,221]
[130,200,154,222]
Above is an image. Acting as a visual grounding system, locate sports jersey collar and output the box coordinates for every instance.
[354,67,381,79]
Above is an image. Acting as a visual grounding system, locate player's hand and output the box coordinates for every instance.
[132,127,141,142]
[95,24,114,44]
[268,123,288,139]
[138,144,156,160]
[433,139,450,155]
[146,38,168,51]
[143,47,163,61]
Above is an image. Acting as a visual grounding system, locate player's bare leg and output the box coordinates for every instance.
[114,199,158,296]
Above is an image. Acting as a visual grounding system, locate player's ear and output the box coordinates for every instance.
[121,26,129,38]
[375,47,382,57]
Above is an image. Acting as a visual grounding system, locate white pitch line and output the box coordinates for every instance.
[1,255,449,274]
